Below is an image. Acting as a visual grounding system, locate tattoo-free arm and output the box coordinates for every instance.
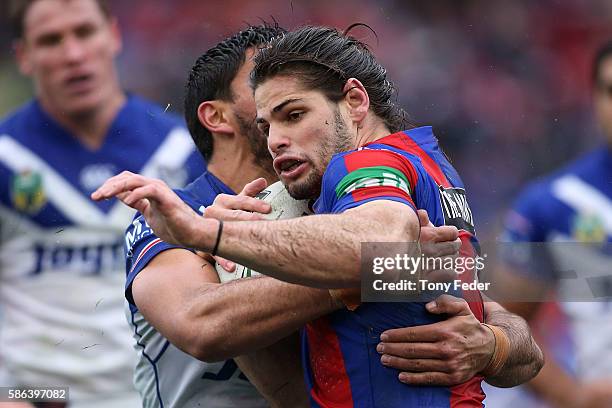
[132,248,340,362]
[209,200,420,288]
[92,172,420,288]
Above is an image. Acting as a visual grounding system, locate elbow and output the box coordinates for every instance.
[176,308,231,363]
[184,331,228,363]
[183,326,231,363]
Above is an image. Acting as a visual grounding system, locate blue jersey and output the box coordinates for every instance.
[309,127,484,407]
[0,96,204,403]
[124,173,267,408]
[503,146,612,377]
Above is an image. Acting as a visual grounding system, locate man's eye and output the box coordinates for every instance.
[288,111,304,122]
[37,33,62,47]
[75,24,96,39]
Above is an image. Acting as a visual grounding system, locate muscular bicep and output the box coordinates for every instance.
[132,248,219,348]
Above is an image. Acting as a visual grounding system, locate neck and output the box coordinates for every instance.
[207,136,277,194]
[354,116,392,148]
[40,88,126,150]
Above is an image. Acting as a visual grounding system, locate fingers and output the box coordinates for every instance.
[214,256,236,272]
[91,171,148,201]
[380,355,452,373]
[425,295,471,316]
[417,209,431,227]
[420,239,461,258]
[397,371,456,386]
[212,194,271,214]
[204,205,266,222]
[376,339,446,359]
[379,324,447,343]
[239,178,268,197]
[420,224,459,245]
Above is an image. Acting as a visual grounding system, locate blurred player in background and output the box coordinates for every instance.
[0,0,204,407]
[94,25,544,407]
[483,42,612,408]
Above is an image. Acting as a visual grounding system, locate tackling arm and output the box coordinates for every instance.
[91,172,419,288]
[132,248,340,362]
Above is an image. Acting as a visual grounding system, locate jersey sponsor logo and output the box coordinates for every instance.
[335,166,411,198]
[125,218,152,250]
[11,170,46,214]
[31,241,124,276]
[439,186,475,234]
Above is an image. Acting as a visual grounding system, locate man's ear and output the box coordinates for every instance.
[14,40,32,76]
[108,17,123,57]
[197,101,234,135]
[342,78,369,126]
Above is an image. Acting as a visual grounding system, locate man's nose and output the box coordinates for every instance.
[62,35,86,64]
[267,127,291,156]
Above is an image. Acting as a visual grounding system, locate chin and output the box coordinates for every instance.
[284,175,322,201]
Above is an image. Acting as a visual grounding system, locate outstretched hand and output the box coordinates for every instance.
[91,171,214,249]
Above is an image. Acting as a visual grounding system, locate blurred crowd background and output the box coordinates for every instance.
[1,0,612,241]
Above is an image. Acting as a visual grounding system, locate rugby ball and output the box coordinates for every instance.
[215,181,312,282]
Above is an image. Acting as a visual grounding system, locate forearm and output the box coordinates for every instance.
[188,275,341,361]
[203,201,419,288]
[484,305,544,387]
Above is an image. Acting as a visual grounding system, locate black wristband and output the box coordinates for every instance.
[211,220,223,256]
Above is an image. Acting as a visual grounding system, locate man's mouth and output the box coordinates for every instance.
[274,157,309,179]
[280,159,303,172]
[64,73,94,93]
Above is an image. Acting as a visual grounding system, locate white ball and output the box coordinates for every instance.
[215,181,312,282]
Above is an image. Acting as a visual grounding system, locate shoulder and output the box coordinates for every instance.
[0,101,39,137]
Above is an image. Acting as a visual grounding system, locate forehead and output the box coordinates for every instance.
[254,75,312,113]
[23,0,106,39]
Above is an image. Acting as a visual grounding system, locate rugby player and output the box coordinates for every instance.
[0,1,204,407]
[483,42,612,408]
[107,25,466,408]
[94,26,544,407]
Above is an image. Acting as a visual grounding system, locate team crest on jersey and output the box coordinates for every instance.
[439,186,475,234]
[572,213,606,244]
[11,170,46,214]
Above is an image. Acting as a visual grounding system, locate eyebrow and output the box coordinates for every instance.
[273,98,303,112]
[256,98,303,124]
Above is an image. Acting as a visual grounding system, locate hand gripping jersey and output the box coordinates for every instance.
[309,127,485,407]
[0,96,204,406]
[125,172,267,408]
[484,146,612,407]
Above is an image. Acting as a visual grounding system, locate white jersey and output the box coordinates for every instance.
[129,307,267,408]
[124,171,267,407]
[0,97,205,406]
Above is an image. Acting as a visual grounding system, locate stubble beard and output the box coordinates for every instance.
[286,109,353,200]
[235,113,276,178]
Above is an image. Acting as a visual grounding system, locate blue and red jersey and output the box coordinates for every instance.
[307,126,485,407]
